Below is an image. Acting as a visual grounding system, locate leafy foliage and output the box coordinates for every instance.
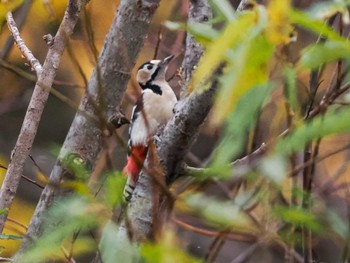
[141,230,201,263]
[5,0,350,262]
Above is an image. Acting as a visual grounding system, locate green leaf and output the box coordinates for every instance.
[99,221,139,263]
[61,152,90,182]
[210,84,273,176]
[306,0,350,20]
[274,205,323,232]
[165,21,218,45]
[189,11,259,93]
[0,233,22,240]
[209,0,236,21]
[327,210,349,239]
[211,34,274,123]
[276,107,350,155]
[186,193,255,230]
[104,171,126,208]
[0,208,8,216]
[290,10,343,41]
[61,180,91,195]
[259,155,287,184]
[17,197,100,263]
[141,230,201,263]
[187,22,220,44]
[299,40,350,69]
[283,66,300,114]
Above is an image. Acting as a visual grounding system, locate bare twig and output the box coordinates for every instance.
[185,143,267,181]
[7,217,28,231]
[153,26,162,59]
[6,12,42,75]
[0,58,82,88]
[290,141,350,177]
[205,230,229,262]
[0,0,33,60]
[0,163,44,189]
[172,217,256,242]
[231,243,259,263]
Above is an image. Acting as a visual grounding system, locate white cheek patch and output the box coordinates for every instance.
[137,70,150,84]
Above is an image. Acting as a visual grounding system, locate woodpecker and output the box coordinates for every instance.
[123,55,177,201]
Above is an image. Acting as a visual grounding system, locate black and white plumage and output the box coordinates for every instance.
[123,55,177,201]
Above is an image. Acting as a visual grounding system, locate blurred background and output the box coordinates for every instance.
[1,0,350,262]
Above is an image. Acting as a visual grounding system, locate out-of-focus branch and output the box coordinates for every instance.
[17,0,161,255]
[184,143,267,182]
[0,0,88,235]
[0,58,82,88]
[6,11,42,75]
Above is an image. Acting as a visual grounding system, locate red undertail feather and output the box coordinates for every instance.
[122,145,148,184]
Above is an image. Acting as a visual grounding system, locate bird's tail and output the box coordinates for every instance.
[122,145,148,201]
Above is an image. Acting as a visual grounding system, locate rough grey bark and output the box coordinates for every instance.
[158,86,216,183]
[106,0,214,256]
[0,0,87,233]
[17,0,161,253]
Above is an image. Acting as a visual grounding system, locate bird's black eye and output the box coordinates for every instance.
[147,65,153,70]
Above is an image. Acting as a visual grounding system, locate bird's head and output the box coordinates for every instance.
[136,55,174,88]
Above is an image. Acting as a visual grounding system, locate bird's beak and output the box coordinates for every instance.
[160,55,174,66]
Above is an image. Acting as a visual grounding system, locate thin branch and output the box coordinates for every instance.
[0,58,82,88]
[0,160,44,189]
[185,143,267,181]
[172,217,256,243]
[6,12,42,75]
[1,0,88,240]
[205,230,229,262]
[0,0,33,60]
[231,243,259,263]
[153,26,162,59]
[290,143,350,177]
[6,217,28,231]
[308,82,350,119]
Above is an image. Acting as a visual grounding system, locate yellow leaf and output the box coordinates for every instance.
[60,181,91,195]
[211,35,274,125]
[265,0,293,45]
[35,170,48,186]
[188,11,257,93]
